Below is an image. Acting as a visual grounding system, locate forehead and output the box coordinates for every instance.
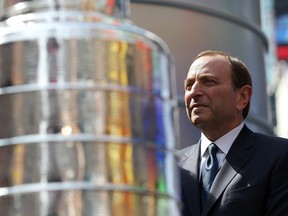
[187,55,231,78]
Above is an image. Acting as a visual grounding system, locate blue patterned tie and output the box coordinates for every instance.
[201,143,219,204]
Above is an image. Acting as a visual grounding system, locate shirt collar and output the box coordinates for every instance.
[200,122,244,157]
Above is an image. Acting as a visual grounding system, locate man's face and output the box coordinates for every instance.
[184,55,242,132]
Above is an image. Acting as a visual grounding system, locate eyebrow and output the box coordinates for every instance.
[184,77,193,86]
[184,74,222,87]
[185,74,218,82]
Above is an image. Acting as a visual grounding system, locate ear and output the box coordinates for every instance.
[236,85,252,111]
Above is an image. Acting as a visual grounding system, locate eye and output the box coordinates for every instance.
[184,80,194,91]
[185,85,192,91]
[202,78,217,86]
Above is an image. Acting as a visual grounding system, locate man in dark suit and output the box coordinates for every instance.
[178,50,288,216]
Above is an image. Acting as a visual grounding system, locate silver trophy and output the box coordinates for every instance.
[0,0,179,215]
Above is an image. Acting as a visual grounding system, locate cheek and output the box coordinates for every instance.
[215,93,237,112]
[184,93,192,116]
[184,92,191,104]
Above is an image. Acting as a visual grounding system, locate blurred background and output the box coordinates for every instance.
[131,0,288,149]
[0,0,287,215]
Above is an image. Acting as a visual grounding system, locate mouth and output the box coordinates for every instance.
[191,104,206,110]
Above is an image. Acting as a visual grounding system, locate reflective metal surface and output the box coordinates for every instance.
[0,0,130,19]
[0,0,180,215]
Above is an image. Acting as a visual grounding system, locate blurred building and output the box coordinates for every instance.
[274,62,288,137]
[274,0,288,138]
[131,0,274,149]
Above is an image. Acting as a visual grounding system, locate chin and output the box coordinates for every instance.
[191,116,203,126]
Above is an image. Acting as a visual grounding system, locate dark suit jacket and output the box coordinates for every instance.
[178,125,288,216]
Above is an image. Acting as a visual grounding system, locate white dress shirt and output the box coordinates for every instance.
[200,122,244,175]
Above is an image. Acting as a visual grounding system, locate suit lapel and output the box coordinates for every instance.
[180,141,202,215]
[202,125,255,215]
[181,142,201,175]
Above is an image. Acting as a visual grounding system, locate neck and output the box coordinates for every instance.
[201,121,243,141]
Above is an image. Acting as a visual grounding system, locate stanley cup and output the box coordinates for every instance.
[0,0,180,215]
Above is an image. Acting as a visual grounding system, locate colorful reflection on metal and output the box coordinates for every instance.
[0,0,179,215]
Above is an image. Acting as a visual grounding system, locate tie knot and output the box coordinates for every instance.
[208,143,218,156]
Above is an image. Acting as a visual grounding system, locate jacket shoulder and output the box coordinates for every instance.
[253,132,288,146]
